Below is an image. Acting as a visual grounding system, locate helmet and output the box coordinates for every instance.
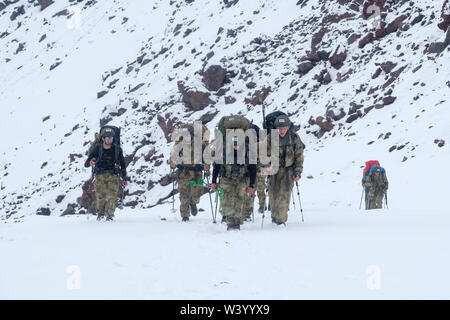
[100,127,115,138]
[274,115,291,128]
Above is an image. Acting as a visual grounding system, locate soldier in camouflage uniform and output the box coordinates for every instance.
[211,115,256,230]
[263,115,304,225]
[362,166,388,209]
[211,144,256,230]
[170,124,209,222]
[85,128,127,221]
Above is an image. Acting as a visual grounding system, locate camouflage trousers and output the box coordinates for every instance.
[221,176,248,227]
[367,190,385,209]
[178,170,204,218]
[243,174,266,218]
[364,187,370,209]
[94,173,119,216]
[268,167,295,224]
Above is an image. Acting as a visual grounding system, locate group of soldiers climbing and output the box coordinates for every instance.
[83,113,389,225]
[169,113,305,230]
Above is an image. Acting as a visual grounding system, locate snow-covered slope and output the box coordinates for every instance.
[1,0,450,300]
[1,205,450,299]
[0,1,449,216]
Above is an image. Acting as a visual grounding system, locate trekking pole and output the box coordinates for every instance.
[213,178,220,223]
[251,194,255,223]
[261,178,268,229]
[292,189,297,210]
[205,174,216,223]
[214,188,219,223]
[218,187,223,219]
[295,181,304,222]
[261,196,266,229]
[385,192,388,209]
[170,168,176,213]
[359,187,364,210]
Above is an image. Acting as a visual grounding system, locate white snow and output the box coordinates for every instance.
[1,0,449,299]
[1,204,449,299]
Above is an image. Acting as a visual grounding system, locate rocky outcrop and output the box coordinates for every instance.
[329,46,347,69]
[38,0,54,11]
[36,207,51,216]
[157,114,176,143]
[202,65,227,91]
[297,62,314,75]
[178,82,214,111]
[81,179,96,213]
[438,0,449,31]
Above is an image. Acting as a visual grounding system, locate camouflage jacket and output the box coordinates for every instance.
[364,172,389,193]
[263,130,304,177]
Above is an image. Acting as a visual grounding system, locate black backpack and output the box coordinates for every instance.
[263,112,306,170]
[250,123,260,142]
[87,125,122,171]
[263,111,291,133]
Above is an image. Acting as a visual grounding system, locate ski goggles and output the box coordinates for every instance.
[103,136,114,141]
[190,179,204,187]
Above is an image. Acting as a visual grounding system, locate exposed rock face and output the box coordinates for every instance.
[38,0,54,11]
[326,108,346,121]
[81,179,96,213]
[428,27,450,54]
[380,61,397,73]
[178,82,214,111]
[56,195,65,203]
[359,32,375,48]
[329,46,347,69]
[438,0,450,31]
[157,114,176,143]
[315,116,334,132]
[36,208,51,216]
[202,65,227,91]
[383,96,396,105]
[297,62,314,75]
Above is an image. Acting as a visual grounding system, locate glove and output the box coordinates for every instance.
[89,159,96,167]
[211,183,219,191]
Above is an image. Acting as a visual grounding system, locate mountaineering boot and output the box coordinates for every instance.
[97,214,105,221]
[182,217,189,222]
[244,215,252,222]
[189,203,198,216]
[272,218,285,226]
[221,216,227,223]
[258,206,264,214]
[227,224,240,231]
[105,215,114,221]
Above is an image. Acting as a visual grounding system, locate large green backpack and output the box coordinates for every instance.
[218,115,251,134]
[216,115,252,170]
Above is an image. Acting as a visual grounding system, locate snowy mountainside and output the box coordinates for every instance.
[0,0,449,219]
